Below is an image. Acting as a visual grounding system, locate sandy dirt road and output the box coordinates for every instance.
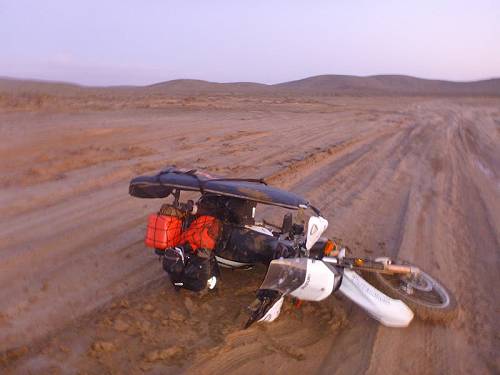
[0,96,499,374]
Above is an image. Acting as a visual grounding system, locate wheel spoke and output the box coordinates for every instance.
[381,272,448,308]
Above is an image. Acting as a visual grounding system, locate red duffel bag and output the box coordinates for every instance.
[180,215,221,252]
[145,205,184,249]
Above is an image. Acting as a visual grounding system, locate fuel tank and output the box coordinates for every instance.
[215,224,279,267]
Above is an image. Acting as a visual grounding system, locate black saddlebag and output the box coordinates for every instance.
[163,248,218,292]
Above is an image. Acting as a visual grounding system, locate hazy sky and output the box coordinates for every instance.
[1,0,499,85]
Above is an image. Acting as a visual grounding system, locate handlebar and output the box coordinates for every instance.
[322,256,419,275]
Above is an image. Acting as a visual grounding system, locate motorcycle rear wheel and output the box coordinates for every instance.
[366,257,458,323]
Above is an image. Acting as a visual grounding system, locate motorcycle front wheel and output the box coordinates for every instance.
[366,257,458,323]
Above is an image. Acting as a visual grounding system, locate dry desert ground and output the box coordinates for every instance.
[0,81,499,374]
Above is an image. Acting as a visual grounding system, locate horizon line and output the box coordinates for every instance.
[1,73,500,89]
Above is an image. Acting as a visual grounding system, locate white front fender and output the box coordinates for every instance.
[339,269,414,327]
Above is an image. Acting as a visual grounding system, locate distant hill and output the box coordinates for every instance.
[273,75,500,96]
[147,79,268,95]
[0,76,86,95]
[1,74,499,96]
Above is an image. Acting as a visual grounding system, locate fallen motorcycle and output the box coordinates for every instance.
[129,167,457,328]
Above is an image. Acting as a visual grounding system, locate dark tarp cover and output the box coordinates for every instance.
[129,167,309,210]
